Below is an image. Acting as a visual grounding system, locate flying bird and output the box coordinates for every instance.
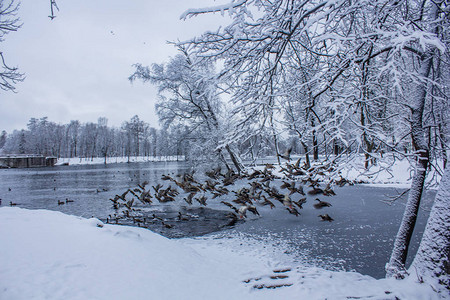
[195,195,207,206]
[278,147,292,160]
[238,205,259,219]
[313,198,332,209]
[286,206,300,216]
[282,194,294,209]
[319,214,334,222]
[221,201,239,214]
[259,195,275,209]
[292,197,306,209]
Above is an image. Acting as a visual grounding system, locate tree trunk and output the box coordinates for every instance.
[270,116,281,165]
[334,140,339,156]
[385,151,429,279]
[438,123,448,169]
[225,144,244,174]
[311,118,319,160]
[218,148,231,171]
[386,53,433,279]
[411,165,450,288]
[312,130,319,160]
[301,141,311,169]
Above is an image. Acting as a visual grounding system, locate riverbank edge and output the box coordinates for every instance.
[0,207,444,300]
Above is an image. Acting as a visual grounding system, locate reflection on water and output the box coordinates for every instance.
[0,162,434,279]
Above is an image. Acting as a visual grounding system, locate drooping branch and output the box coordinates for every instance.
[180,0,247,20]
[0,0,24,92]
[0,51,24,92]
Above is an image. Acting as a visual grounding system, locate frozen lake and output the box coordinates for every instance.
[0,161,434,279]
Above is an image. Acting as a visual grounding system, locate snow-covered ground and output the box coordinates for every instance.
[2,155,446,299]
[342,156,443,188]
[55,155,183,166]
[0,207,444,300]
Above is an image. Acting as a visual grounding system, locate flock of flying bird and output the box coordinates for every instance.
[1,154,342,231]
[107,157,342,229]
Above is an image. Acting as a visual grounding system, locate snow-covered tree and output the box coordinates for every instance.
[0,130,7,149]
[79,122,98,160]
[130,47,244,172]
[121,115,145,160]
[179,0,449,285]
[66,120,80,158]
[380,1,448,280]
[97,117,113,164]
[2,117,182,160]
[411,163,450,288]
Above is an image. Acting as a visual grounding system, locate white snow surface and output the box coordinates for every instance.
[342,157,438,188]
[0,207,443,300]
[55,155,182,166]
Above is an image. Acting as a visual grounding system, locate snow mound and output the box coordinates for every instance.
[0,207,442,299]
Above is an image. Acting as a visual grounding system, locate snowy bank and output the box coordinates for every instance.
[55,155,183,166]
[56,154,442,189]
[341,156,442,188]
[0,207,442,300]
[252,155,441,189]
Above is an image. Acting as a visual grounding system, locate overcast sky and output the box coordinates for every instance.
[1,0,227,133]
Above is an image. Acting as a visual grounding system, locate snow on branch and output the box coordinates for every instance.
[180,0,247,20]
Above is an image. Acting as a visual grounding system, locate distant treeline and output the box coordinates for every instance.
[0,116,179,160]
[0,113,417,167]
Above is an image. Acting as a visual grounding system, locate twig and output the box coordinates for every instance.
[381,188,410,205]
[49,0,59,20]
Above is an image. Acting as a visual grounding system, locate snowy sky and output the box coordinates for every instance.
[1,0,228,133]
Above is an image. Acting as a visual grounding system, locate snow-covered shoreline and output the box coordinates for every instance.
[0,207,444,300]
[55,155,183,166]
[55,155,443,188]
[2,155,445,299]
